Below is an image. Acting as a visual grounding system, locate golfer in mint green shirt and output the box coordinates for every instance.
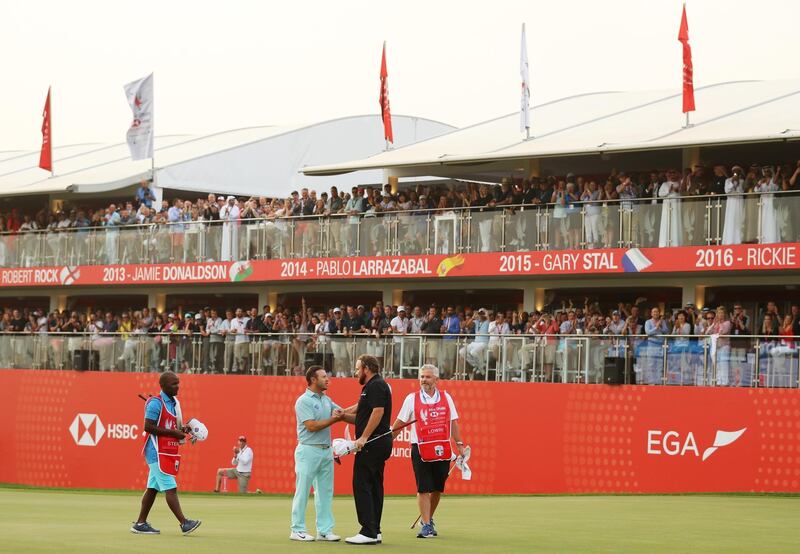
[290,366,344,542]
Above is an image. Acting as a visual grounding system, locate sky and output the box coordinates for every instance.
[2,0,799,151]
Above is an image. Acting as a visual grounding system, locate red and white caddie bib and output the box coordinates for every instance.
[141,396,181,476]
[414,389,452,462]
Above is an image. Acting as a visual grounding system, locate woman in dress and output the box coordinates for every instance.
[658,169,683,247]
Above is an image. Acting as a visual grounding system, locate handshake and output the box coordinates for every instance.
[332,408,345,421]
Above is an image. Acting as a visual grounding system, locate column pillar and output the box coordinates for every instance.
[682,284,705,310]
[148,293,166,313]
[522,284,541,313]
[258,290,274,312]
[381,287,403,307]
[527,158,541,179]
[682,146,700,171]
[50,294,67,313]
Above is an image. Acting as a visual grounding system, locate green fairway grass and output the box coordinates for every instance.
[0,487,797,553]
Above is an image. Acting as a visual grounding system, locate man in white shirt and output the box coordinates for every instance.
[229,308,250,373]
[205,309,224,373]
[390,306,411,373]
[391,365,465,539]
[487,312,510,370]
[214,435,255,493]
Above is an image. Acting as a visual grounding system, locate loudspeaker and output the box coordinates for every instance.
[603,357,626,385]
[305,351,333,373]
[73,349,100,371]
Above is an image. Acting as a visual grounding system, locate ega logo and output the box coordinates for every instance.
[647,428,747,461]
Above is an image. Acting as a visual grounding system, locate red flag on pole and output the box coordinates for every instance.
[379,42,394,144]
[39,87,52,172]
[678,4,695,113]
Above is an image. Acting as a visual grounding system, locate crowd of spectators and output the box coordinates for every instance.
[1,159,799,254]
[1,295,798,385]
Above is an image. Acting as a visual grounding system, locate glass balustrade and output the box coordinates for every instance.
[2,332,797,388]
[0,192,796,269]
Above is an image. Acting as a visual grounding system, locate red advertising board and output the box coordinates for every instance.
[1,369,798,494]
[0,243,796,288]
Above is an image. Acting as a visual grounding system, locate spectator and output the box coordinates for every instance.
[214,435,254,494]
[722,166,746,245]
[658,169,682,247]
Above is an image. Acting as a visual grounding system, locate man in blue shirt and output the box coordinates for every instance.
[439,306,462,376]
[131,371,201,536]
[136,179,156,209]
[459,308,490,375]
[642,307,669,385]
[290,366,344,542]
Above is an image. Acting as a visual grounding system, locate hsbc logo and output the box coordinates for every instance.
[647,428,747,461]
[69,413,139,447]
[69,414,106,446]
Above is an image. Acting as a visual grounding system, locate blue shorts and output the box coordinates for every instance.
[147,462,177,492]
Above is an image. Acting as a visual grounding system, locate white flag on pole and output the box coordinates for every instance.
[124,73,154,161]
[520,23,531,135]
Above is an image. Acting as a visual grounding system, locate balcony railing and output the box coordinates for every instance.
[1,191,798,268]
[2,332,798,388]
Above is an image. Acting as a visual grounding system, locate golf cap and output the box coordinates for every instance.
[194,314,202,320]
[478,308,487,315]
[685,303,695,308]
[333,307,342,313]
[357,305,365,310]
[397,306,406,312]
[612,310,620,315]
[265,312,273,318]
[226,195,235,201]
[168,313,175,318]
[238,435,246,442]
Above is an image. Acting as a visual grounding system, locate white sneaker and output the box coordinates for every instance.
[377,533,382,544]
[316,533,341,541]
[289,531,315,542]
[345,533,378,544]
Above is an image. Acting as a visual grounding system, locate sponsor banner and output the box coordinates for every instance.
[0,243,797,287]
[1,369,798,494]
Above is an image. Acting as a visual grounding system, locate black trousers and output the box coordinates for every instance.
[352,435,392,538]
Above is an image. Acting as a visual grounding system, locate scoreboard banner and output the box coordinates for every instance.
[0,242,797,287]
[0,369,798,495]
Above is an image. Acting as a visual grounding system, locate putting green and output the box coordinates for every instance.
[0,487,796,553]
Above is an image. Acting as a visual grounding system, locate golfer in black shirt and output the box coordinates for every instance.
[343,354,392,545]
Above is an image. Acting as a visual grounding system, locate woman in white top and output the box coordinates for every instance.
[755,168,780,244]
[721,167,746,245]
[658,170,683,247]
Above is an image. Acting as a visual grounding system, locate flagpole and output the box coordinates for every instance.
[50,86,55,177]
[151,73,156,184]
[384,41,388,152]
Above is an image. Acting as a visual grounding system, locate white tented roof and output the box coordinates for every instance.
[302,79,800,176]
[0,115,455,197]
